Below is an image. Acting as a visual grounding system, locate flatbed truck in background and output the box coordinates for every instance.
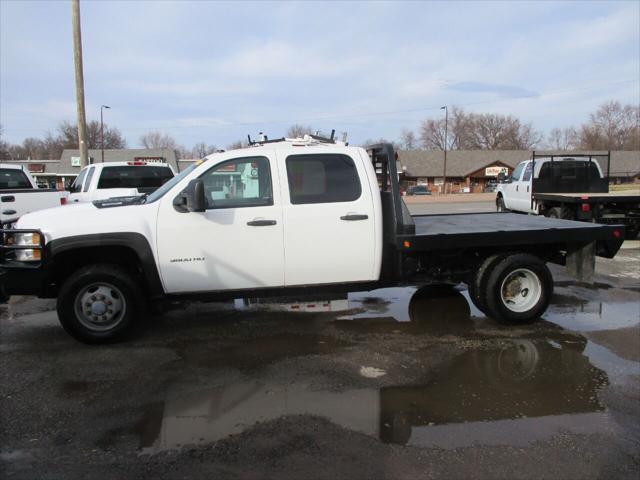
[496,152,640,238]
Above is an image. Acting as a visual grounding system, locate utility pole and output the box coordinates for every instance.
[441,105,448,195]
[71,0,89,167]
[100,105,110,162]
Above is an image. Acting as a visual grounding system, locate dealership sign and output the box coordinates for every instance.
[485,166,509,177]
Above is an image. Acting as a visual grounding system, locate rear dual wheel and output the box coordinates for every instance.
[468,253,553,324]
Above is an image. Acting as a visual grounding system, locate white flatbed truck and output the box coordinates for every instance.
[0,139,625,343]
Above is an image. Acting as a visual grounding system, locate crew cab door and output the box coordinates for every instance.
[156,153,284,293]
[513,161,534,213]
[502,161,529,211]
[277,150,377,286]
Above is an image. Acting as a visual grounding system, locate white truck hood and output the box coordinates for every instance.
[15,201,159,244]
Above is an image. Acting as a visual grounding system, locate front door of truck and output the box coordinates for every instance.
[513,161,534,213]
[277,150,377,286]
[502,161,525,211]
[156,154,284,293]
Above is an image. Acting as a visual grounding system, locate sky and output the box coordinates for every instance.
[1,0,639,150]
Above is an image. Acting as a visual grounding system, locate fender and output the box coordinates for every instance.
[46,232,165,297]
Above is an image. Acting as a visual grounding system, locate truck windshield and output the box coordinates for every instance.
[0,168,31,190]
[144,163,198,203]
[97,166,174,191]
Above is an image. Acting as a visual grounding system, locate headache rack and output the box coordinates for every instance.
[531,151,611,195]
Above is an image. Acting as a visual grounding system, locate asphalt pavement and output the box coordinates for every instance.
[1,204,639,479]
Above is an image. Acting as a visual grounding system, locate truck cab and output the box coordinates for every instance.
[67,161,175,203]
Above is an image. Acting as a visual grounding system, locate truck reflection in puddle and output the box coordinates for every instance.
[137,332,610,454]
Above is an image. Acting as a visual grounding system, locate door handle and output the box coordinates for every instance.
[247,219,277,226]
[516,185,519,192]
[1,196,15,203]
[527,186,530,192]
[340,214,368,221]
[2,210,17,215]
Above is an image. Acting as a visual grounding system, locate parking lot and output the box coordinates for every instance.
[1,202,639,479]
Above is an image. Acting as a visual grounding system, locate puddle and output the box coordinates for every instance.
[136,334,612,454]
[171,333,350,370]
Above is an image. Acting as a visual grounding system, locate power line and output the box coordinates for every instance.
[2,78,638,135]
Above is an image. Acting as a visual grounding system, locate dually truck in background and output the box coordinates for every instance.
[0,163,68,226]
[496,152,640,238]
[0,140,625,343]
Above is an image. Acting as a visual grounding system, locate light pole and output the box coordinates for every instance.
[100,105,110,163]
[441,105,448,194]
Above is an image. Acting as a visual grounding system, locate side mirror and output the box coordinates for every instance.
[174,179,206,213]
[185,179,206,212]
[497,172,506,183]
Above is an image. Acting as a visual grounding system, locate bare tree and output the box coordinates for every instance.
[57,120,127,150]
[139,131,177,150]
[191,142,218,158]
[286,124,314,138]
[420,107,471,150]
[226,140,247,150]
[546,127,578,150]
[399,128,417,149]
[578,101,639,150]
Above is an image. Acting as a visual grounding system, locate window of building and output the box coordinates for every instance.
[286,154,361,204]
[199,156,272,209]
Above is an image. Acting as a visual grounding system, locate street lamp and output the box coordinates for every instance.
[100,105,110,163]
[441,105,448,195]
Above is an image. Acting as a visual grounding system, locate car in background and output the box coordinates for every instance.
[0,163,68,226]
[68,161,175,203]
[407,185,431,196]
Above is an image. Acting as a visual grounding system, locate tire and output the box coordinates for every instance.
[57,263,145,344]
[626,225,639,240]
[546,207,573,220]
[481,254,553,324]
[496,196,507,212]
[467,254,506,315]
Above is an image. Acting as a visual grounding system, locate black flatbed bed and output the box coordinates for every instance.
[532,191,640,203]
[400,212,623,254]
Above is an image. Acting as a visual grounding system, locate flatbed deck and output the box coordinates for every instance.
[533,191,640,203]
[404,212,622,253]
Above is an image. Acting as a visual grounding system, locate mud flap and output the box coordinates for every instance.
[566,242,595,283]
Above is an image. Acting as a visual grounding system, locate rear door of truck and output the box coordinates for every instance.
[277,148,378,286]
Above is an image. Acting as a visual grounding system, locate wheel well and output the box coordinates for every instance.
[50,246,146,294]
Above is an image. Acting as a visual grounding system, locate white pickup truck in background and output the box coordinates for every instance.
[0,163,68,226]
[68,161,175,203]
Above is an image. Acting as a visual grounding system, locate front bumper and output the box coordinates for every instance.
[0,228,48,303]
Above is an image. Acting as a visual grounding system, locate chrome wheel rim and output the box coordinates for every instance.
[500,268,542,313]
[74,283,126,331]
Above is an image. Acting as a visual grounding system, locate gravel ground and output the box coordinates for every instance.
[1,248,638,480]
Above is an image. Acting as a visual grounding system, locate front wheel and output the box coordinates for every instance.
[481,254,553,324]
[57,264,145,343]
[496,196,507,212]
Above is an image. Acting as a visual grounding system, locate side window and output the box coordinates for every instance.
[522,162,533,181]
[199,156,272,209]
[511,162,525,182]
[69,169,87,193]
[286,154,361,204]
[83,167,95,192]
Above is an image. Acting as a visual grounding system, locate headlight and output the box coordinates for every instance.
[12,233,42,262]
